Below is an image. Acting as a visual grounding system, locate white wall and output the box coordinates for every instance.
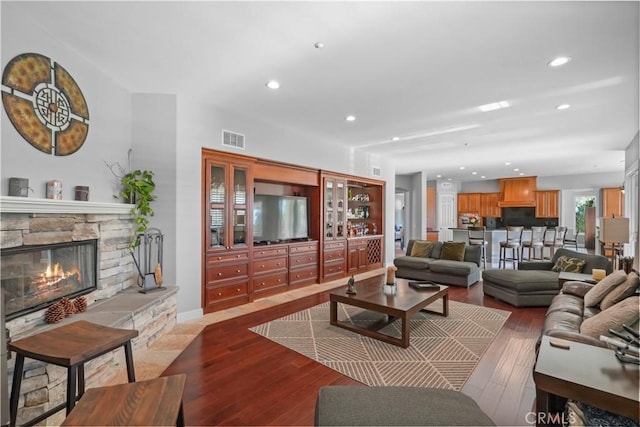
[1,5,132,201]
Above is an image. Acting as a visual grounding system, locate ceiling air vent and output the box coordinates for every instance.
[371,166,381,177]
[222,130,245,150]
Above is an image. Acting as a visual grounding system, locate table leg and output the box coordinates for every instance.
[66,365,77,414]
[535,388,566,426]
[329,301,337,325]
[78,364,85,399]
[400,313,410,348]
[9,354,24,426]
[177,401,186,427]
[442,294,449,317]
[124,341,136,383]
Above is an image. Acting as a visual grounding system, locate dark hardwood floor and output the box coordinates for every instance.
[163,282,547,426]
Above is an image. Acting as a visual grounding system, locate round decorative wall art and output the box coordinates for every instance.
[1,53,90,156]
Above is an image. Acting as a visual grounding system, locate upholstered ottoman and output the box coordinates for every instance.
[482,269,562,307]
[314,386,494,426]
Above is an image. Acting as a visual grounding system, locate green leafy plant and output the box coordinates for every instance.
[121,169,156,236]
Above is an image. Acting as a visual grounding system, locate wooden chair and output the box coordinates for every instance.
[499,226,524,269]
[522,226,546,261]
[468,226,488,269]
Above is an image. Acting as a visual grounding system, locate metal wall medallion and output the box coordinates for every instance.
[1,53,90,156]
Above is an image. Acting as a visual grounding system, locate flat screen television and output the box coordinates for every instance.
[253,194,309,243]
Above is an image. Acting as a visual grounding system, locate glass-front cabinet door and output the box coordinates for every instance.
[336,181,345,238]
[325,179,334,238]
[207,160,250,251]
[209,163,226,249]
[324,177,347,240]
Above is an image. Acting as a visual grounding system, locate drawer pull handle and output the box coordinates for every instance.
[261,264,265,268]
[236,288,241,292]
[261,282,265,286]
[217,292,222,296]
[218,272,223,276]
[277,279,281,282]
[236,269,241,273]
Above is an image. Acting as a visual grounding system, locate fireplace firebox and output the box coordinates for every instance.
[2,240,97,320]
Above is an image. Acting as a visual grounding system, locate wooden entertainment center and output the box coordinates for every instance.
[202,149,385,314]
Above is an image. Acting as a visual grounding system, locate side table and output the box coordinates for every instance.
[557,271,596,289]
[533,336,639,426]
[61,374,187,426]
[8,320,138,426]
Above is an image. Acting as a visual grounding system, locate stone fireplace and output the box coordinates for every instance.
[1,196,178,425]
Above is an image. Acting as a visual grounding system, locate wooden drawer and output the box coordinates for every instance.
[207,263,248,283]
[205,282,248,304]
[289,265,318,286]
[324,249,345,263]
[324,241,345,250]
[290,252,318,268]
[207,252,249,265]
[289,242,318,254]
[253,256,287,275]
[348,239,367,249]
[323,262,345,277]
[253,246,288,259]
[253,272,288,293]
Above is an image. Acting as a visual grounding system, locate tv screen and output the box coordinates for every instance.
[253,195,309,243]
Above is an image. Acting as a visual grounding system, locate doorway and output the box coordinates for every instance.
[395,192,406,255]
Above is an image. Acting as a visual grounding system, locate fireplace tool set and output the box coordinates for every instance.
[131,228,165,293]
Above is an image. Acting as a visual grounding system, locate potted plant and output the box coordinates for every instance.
[121,169,156,236]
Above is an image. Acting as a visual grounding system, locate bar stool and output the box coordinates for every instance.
[521,226,546,261]
[467,226,488,269]
[9,320,138,426]
[554,226,568,252]
[542,227,558,260]
[61,374,187,426]
[499,226,523,269]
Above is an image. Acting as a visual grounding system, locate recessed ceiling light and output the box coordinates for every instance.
[519,172,525,176]
[314,42,324,49]
[472,171,477,175]
[481,176,486,179]
[265,80,280,89]
[447,178,452,181]
[505,162,511,166]
[392,136,400,141]
[459,166,465,170]
[479,100,510,112]
[556,104,571,110]
[548,56,571,67]
[436,174,442,178]
[513,168,519,172]
[345,115,356,122]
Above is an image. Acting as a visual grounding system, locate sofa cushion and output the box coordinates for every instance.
[580,296,640,339]
[430,241,444,259]
[542,310,584,335]
[600,272,640,310]
[441,241,466,261]
[410,240,434,257]
[583,270,627,307]
[550,248,611,274]
[551,255,586,273]
[545,294,584,316]
[428,259,476,277]
[393,255,435,271]
[482,269,560,292]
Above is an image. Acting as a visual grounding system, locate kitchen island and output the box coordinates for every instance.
[450,228,540,268]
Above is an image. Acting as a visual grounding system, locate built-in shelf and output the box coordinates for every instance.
[0,196,134,214]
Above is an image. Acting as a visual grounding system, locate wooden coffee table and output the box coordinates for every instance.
[329,275,448,348]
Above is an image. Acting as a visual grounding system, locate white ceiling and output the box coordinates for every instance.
[8,1,639,181]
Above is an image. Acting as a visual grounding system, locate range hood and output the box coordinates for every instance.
[497,176,537,207]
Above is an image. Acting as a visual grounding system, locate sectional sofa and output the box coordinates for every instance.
[393,239,482,287]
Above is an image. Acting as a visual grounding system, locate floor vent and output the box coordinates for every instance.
[222,130,245,150]
[372,166,381,177]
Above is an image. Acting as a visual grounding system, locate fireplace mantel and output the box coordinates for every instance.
[0,196,134,215]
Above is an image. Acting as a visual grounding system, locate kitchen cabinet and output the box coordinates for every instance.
[480,192,500,217]
[535,190,559,218]
[458,193,481,213]
[347,236,383,274]
[602,187,624,217]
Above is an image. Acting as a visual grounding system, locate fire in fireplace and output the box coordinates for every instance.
[1,240,97,320]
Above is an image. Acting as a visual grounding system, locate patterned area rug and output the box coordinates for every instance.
[250,300,510,391]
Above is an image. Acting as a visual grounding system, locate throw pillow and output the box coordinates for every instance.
[550,256,586,273]
[583,269,627,307]
[410,240,434,258]
[600,272,640,310]
[441,241,466,262]
[580,296,640,339]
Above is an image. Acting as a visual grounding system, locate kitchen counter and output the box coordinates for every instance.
[450,228,539,268]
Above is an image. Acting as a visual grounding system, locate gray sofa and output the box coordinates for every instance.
[482,248,611,307]
[393,240,482,287]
